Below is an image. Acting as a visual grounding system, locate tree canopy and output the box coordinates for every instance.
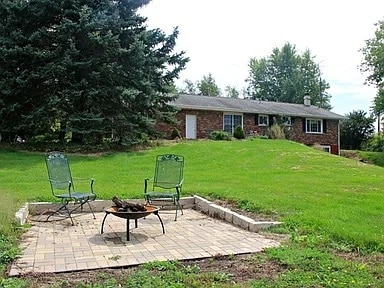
[197,73,221,96]
[361,19,384,132]
[179,79,197,94]
[361,19,384,88]
[178,73,221,97]
[371,87,384,132]
[225,85,240,98]
[0,0,188,144]
[246,42,331,109]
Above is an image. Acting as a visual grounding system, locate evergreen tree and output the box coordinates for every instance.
[340,110,375,150]
[0,0,188,144]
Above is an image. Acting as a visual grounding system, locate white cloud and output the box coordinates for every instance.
[140,0,384,115]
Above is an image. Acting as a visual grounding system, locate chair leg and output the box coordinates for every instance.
[174,200,183,221]
[179,201,183,215]
[46,199,75,225]
[85,201,96,219]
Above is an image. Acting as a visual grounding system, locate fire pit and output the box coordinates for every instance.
[100,205,165,241]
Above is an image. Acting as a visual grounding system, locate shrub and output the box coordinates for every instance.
[362,134,384,152]
[170,127,181,140]
[209,130,230,141]
[268,124,285,139]
[233,125,245,139]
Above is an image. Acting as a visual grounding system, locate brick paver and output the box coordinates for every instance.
[9,209,280,276]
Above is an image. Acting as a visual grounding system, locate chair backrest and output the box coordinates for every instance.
[153,154,184,190]
[45,151,74,194]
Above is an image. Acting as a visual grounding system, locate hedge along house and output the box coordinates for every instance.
[157,94,345,155]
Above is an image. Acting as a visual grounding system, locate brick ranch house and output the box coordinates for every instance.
[156,94,345,155]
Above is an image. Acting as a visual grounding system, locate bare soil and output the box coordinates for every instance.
[16,253,285,287]
[14,251,384,287]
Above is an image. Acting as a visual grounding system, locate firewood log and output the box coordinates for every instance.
[112,196,146,212]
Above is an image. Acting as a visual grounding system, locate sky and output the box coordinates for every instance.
[140,0,384,116]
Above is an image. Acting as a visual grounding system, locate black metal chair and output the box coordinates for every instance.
[144,154,184,221]
[45,151,97,225]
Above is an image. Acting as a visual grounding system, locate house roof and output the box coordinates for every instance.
[170,94,345,120]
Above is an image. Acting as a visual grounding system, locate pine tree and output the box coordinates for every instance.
[0,0,188,144]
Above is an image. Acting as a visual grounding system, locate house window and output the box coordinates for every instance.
[319,145,331,153]
[223,114,243,134]
[282,116,292,126]
[306,118,322,133]
[258,115,269,126]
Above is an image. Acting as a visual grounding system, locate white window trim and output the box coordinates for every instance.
[319,145,331,153]
[282,116,292,126]
[306,118,323,134]
[223,113,243,134]
[258,114,269,126]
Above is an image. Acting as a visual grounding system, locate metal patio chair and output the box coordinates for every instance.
[144,154,184,221]
[45,151,97,225]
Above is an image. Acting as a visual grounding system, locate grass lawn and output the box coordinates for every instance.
[1,139,384,287]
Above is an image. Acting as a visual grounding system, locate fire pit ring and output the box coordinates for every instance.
[101,205,165,241]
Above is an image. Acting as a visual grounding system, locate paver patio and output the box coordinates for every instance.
[9,208,281,276]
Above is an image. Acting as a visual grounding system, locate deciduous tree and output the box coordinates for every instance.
[247,42,331,109]
[225,85,240,98]
[360,19,384,87]
[179,79,197,94]
[371,86,384,133]
[197,73,220,96]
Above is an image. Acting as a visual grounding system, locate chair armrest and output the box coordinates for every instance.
[72,177,96,194]
[72,177,93,182]
[144,178,151,193]
[90,178,95,194]
[176,178,184,187]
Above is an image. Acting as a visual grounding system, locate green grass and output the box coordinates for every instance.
[1,139,384,286]
[0,191,23,278]
[2,140,383,250]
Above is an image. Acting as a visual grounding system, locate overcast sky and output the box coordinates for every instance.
[140,0,384,116]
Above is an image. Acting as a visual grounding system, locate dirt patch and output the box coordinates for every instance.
[16,253,285,287]
[184,253,285,282]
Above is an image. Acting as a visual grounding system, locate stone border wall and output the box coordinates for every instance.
[16,196,281,233]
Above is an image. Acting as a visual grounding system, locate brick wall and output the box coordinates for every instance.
[162,109,223,138]
[290,118,339,146]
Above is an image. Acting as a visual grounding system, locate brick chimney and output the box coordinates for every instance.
[303,94,311,106]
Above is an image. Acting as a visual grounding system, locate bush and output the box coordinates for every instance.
[209,130,230,141]
[170,127,181,139]
[268,124,285,139]
[362,134,384,152]
[233,125,245,139]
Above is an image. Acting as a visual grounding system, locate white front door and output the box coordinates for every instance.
[185,115,197,139]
